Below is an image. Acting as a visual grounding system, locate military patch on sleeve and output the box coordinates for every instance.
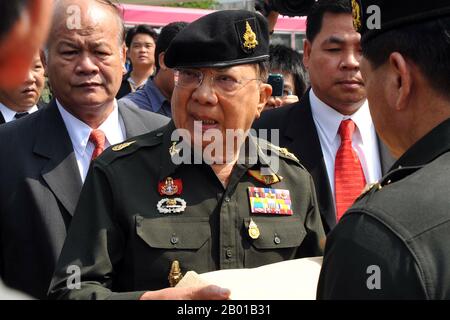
[112,140,136,152]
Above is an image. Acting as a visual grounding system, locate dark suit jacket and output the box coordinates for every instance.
[253,91,395,234]
[0,99,169,299]
[0,102,47,125]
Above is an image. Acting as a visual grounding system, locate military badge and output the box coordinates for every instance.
[235,18,259,54]
[169,141,181,157]
[248,187,293,215]
[168,260,183,287]
[157,198,187,214]
[248,219,260,240]
[247,169,281,185]
[158,177,183,196]
[112,140,136,151]
[243,21,258,49]
[352,0,362,31]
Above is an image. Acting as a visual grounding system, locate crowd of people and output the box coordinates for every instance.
[0,0,449,300]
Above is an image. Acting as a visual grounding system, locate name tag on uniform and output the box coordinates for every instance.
[248,187,293,215]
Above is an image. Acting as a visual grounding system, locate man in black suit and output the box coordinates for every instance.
[254,0,394,233]
[0,51,46,124]
[0,0,169,299]
[0,0,53,299]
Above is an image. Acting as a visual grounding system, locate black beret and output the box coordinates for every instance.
[352,0,450,44]
[165,10,269,68]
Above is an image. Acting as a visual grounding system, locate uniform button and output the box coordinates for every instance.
[156,132,163,137]
[170,236,179,245]
[224,196,231,202]
[225,249,233,258]
[274,235,281,244]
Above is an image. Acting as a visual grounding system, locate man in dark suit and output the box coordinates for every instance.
[0,0,169,299]
[0,0,53,300]
[0,51,46,124]
[254,0,394,234]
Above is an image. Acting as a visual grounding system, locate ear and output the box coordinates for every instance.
[388,52,412,111]
[159,52,167,70]
[121,43,127,65]
[255,83,272,118]
[40,49,49,77]
[302,39,312,70]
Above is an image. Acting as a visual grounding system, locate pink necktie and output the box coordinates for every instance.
[89,129,106,161]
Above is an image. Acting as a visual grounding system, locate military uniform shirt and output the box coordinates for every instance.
[317,118,450,299]
[49,121,325,300]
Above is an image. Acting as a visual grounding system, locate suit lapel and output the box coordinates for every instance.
[33,100,82,216]
[0,111,5,124]
[119,103,149,139]
[283,93,337,232]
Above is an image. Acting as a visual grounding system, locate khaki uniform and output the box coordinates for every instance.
[49,121,325,300]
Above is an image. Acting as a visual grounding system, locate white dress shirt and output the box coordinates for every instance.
[57,99,126,182]
[0,102,38,123]
[309,89,382,203]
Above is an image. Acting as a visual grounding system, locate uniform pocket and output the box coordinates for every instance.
[136,215,211,250]
[132,215,212,290]
[243,216,307,268]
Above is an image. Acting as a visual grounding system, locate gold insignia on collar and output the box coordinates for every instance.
[278,147,299,162]
[243,21,259,50]
[357,182,382,201]
[248,169,281,185]
[169,141,180,157]
[112,140,136,152]
[352,0,362,31]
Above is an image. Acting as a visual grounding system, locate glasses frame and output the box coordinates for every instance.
[174,68,261,96]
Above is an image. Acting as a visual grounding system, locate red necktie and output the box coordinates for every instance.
[334,119,366,220]
[89,129,106,161]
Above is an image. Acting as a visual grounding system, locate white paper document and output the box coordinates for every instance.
[176,256,323,300]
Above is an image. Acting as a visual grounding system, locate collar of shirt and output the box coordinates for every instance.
[309,89,373,146]
[56,99,125,157]
[0,102,38,123]
[128,76,147,92]
[123,79,171,116]
[143,79,168,113]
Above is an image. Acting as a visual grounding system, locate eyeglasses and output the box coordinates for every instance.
[174,68,261,96]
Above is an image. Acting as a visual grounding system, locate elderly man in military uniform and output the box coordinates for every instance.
[317,0,450,299]
[49,10,325,300]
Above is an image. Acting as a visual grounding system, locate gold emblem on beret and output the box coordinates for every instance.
[243,21,259,50]
[352,0,362,31]
[112,140,136,151]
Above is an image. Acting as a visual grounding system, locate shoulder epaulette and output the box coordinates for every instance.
[356,165,423,202]
[97,130,165,165]
[266,143,300,163]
